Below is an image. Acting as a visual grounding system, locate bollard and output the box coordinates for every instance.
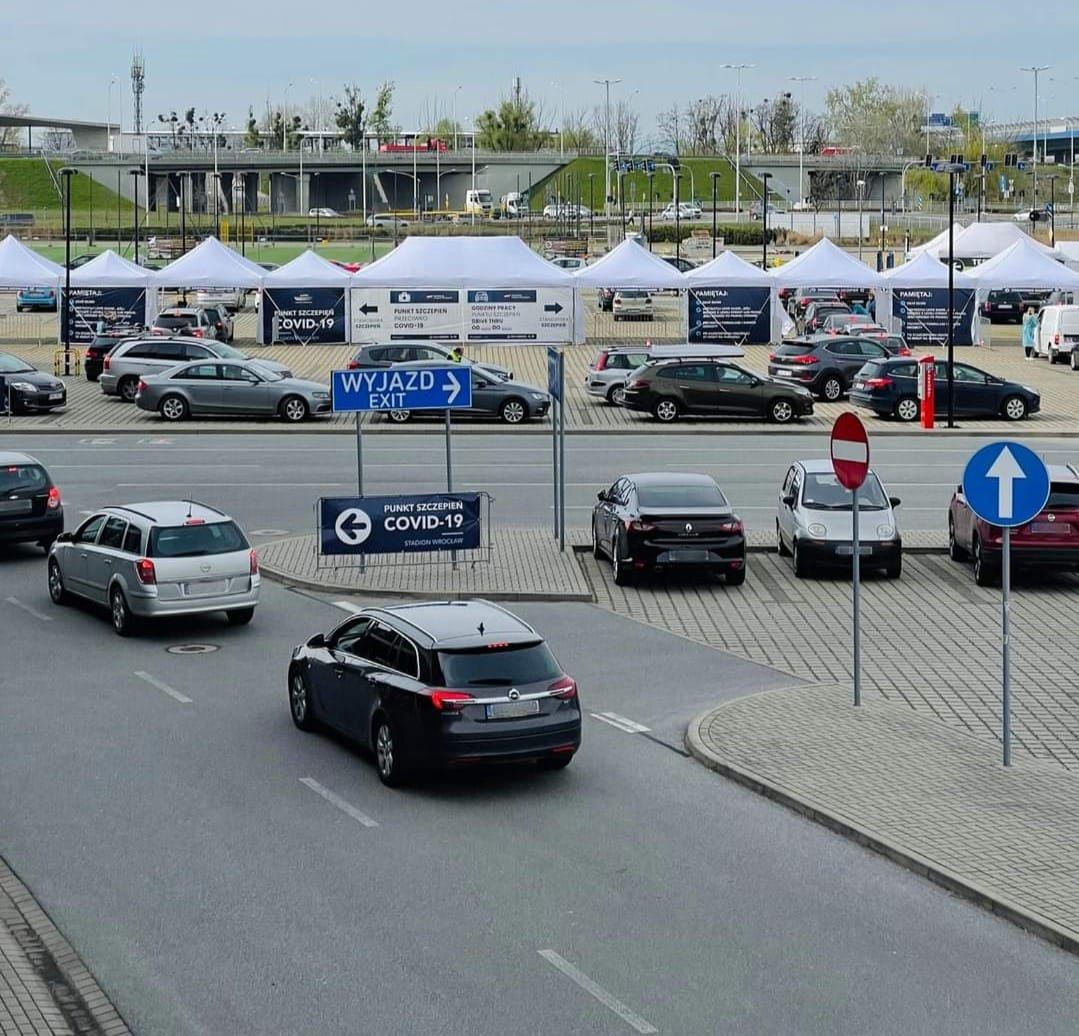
[918,354,935,429]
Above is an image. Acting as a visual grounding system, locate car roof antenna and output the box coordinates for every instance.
[186,498,193,518]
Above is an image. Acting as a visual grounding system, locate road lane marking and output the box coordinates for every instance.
[332,600,365,614]
[116,482,351,488]
[134,671,192,704]
[299,778,379,828]
[537,950,658,1034]
[4,597,52,623]
[590,712,651,734]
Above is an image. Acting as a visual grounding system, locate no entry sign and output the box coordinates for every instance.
[830,413,870,491]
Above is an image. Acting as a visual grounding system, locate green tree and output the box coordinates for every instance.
[370,81,396,143]
[334,84,367,150]
[476,93,548,151]
[244,107,261,149]
[825,78,929,156]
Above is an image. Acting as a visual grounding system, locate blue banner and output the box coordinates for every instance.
[261,287,346,344]
[688,286,771,344]
[319,494,482,556]
[61,287,146,344]
[892,288,975,347]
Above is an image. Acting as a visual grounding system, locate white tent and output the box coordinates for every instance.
[907,224,966,259]
[881,250,975,288]
[1058,241,1079,272]
[350,236,580,345]
[0,234,63,289]
[61,249,158,343]
[950,221,1062,262]
[259,249,352,345]
[684,250,775,344]
[770,237,884,288]
[69,249,154,287]
[880,250,977,345]
[969,237,1079,290]
[686,249,773,286]
[152,235,266,289]
[572,237,687,289]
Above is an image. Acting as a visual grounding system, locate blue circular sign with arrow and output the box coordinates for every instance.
[962,441,1050,528]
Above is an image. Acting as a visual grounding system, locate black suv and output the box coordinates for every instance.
[84,331,137,382]
[849,357,1040,422]
[0,451,63,550]
[768,336,895,401]
[979,291,1024,324]
[620,359,814,423]
[288,599,581,785]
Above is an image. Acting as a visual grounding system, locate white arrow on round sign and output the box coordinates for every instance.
[334,507,372,547]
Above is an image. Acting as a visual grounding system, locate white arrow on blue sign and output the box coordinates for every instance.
[962,441,1050,527]
[331,366,472,413]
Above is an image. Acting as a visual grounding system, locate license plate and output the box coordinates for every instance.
[49,392,63,400]
[184,579,228,597]
[1030,522,1062,534]
[777,369,793,376]
[997,304,1013,310]
[485,699,541,720]
[835,544,873,556]
[853,381,865,389]
[0,499,31,514]
[667,549,711,562]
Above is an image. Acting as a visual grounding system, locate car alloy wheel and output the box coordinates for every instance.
[1071,351,1079,371]
[792,539,811,578]
[119,376,139,402]
[653,398,679,423]
[47,560,68,605]
[611,386,626,406]
[605,384,622,405]
[160,395,188,421]
[776,520,791,557]
[374,718,407,787]
[591,520,604,559]
[110,587,133,636]
[388,410,412,423]
[894,396,919,422]
[289,670,317,730]
[280,396,309,423]
[769,399,794,424]
[972,535,998,587]
[500,399,526,424]
[948,517,967,561]
[822,376,843,402]
[1001,395,1027,421]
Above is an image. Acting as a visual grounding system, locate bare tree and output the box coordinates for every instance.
[655,104,689,155]
[562,107,598,150]
[595,100,640,154]
[751,94,797,154]
[0,79,28,149]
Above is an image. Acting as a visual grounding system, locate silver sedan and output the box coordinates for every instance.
[135,359,332,422]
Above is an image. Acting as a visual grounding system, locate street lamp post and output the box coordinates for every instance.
[59,168,78,375]
[1047,175,1057,246]
[283,81,293,153]
[238,174,246,256]
[761,172,772,268]
[788,74,817,208]
[710,171,719,257]
[618,170,626,239]
[471,120,477,226]
[674,171,682,260]
[587,172,595,236]
[594,78,623,248]
[314,172,322,244]
[722,63,754,217]
[856,178,866,261]
[452,86,462,151]
[129,169,143,264]
[1020,65,1050,206]
[647,171,654,249]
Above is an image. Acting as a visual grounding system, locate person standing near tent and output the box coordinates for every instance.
[449,345,464,363]
[1022,306,1037,359]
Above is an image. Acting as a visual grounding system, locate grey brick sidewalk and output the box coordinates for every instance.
[687,683,1079,953]
[259,528,593,601]
[0,858,130,1035]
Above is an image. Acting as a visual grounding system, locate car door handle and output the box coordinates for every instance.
[103,559,112,566]
[79,551,88,558]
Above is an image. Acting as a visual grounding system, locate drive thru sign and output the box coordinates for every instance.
[831,412,870,707]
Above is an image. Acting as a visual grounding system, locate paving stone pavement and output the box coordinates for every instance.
[259,528,593,601]
[583,549,1079,768]
[687,682,1079,952]
[0,858,130,1035]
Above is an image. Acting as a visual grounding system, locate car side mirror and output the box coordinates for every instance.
[889,497,902,508]
[782,493,796,508]
[55,531,73,544]
[307,632,326,648]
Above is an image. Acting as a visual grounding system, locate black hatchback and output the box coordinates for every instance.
[768,336,896,402]
[288,600,581,786]
[849,357,1040,422]
[0,352,67,413]
[0,452,63,550]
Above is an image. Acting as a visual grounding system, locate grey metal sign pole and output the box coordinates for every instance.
[552,389,559,539]
[852,484,861,707]
[559,359,566,553]
[446,408,457,569]
[356,413,365,573]
[1002,525,1011,767]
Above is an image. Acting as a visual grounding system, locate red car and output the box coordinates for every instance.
[948,464,1079,585]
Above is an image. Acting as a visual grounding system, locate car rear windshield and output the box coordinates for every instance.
[776,343,815,356]
[0,464,47,493]
[803,472,889,510]
[858,362,884,378]
[438,642,562,687]
[1047,483,1079,509]
[156,316,193,329]
[149,520,249,558]
[637,484,728,508]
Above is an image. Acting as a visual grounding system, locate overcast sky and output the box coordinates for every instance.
[6,0,1078,137]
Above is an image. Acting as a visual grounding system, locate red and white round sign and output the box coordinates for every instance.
[830,412,870,491]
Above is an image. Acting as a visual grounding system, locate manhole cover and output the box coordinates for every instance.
[251,528,289,536]
[166,644,220,655]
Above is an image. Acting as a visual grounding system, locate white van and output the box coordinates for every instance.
[465,189,493,217]
[1034,304,1079,364]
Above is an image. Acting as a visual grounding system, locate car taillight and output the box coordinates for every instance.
[625,519,656,532]
[347,359,360,369]
[626,378,648,390]
[135,558,156,585]
[192,329,204,338]
[548,676,577,700]
[863,376,893,389]
[103,353,111,370]
[429,690,474,712]
[768,352,777,362]
[1055,332,1061,345]
[718,519,744,534]
[137,379,147,393]
[790,355,819,365]
[898,346,912,356]
[249,549,259,575]
[46,486,61,509]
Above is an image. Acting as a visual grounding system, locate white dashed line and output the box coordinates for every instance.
[299,778,379,828]
[538,950,658,1034]
[134,671,192,704]
[4,597,53,623]
[590,712,651,734]
[332,600,365,614]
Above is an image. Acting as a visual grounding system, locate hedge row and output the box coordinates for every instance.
[645,222,778,246]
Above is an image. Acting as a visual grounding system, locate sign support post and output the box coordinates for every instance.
[356,413,365,573]
[547,347,564,543]
[446,408,456,569]
[1002,524,1011,767]
[852,483,861,707]
[558,357,566,553]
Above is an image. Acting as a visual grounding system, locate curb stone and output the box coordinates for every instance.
[684,705,1079,957]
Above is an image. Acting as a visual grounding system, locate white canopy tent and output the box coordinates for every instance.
[572,237,687,290]
[152,236,266,289]
[259,249,353,344]
[684,250,776,344]
[1058,241,1079,273]
[350,236,580,345]
[949,221,1063,263]
[969,237,1079,291]
[880,250,978,346]
[881,250,976,289]
[69,249,155,288]
[61,249,159,343]
[907,224,966,260]
[0,234,63,289]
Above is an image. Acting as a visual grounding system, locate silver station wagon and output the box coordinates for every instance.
[47,501,260,634]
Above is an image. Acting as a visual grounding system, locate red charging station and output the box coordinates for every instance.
[917,355,935,429]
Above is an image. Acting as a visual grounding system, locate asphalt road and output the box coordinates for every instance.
[3,550,1079,1034]
[4,432,1078,539]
